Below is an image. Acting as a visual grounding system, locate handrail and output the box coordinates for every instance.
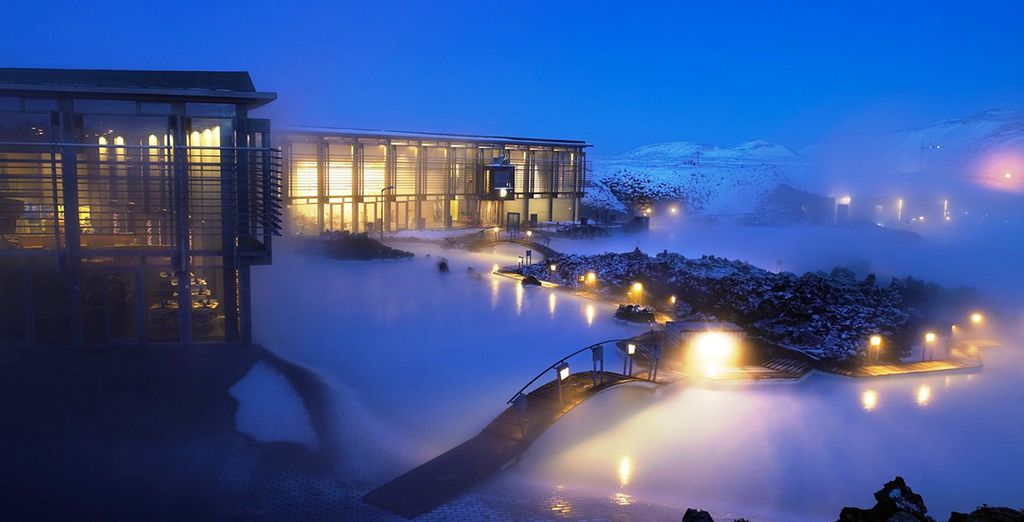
[506,337,633,404]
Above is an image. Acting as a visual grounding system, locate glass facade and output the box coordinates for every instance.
[0,82,280,346]
[282,131,588,235]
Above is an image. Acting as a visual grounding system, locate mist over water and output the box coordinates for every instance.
[251,213,1023,518]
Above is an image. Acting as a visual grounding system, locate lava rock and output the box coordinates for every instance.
[313,231,414,260]
[949,506,1024,522]
[681,508,715,522]
[615,303,656,323]
[838,476,934,522]
[521,275,542,287]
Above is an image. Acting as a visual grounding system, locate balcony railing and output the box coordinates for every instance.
[0,141,282,257]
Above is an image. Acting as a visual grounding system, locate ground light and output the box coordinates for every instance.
[555,362,570,404]
[689,331,740,377]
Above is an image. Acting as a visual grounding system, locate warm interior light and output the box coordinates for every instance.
[970,312,984,325]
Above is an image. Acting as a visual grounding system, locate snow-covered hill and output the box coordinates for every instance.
[587,110,1024,215]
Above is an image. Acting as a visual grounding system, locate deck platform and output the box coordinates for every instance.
[820,356,983,378]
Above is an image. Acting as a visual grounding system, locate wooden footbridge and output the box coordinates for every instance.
[363,338,668,519]
[446,229,562,258]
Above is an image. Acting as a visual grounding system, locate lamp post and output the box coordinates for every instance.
[379,185,395,241]
[624,343,636,375]
[592,345,604,386]
[924,332,936,362]
[555,362,570,404]
[869,335,882,363]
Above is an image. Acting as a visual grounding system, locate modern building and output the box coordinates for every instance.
[0,68,282,346]
[279,128,589,235]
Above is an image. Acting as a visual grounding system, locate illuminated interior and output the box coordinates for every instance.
[686,331,742,377]
[282,130,588,235]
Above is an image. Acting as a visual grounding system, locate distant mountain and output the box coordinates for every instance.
[587,110,1024,215]
[587,139,808,214]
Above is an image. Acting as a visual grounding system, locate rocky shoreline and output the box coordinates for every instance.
[519,248,980,361]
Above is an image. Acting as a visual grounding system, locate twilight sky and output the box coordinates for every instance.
[2,1,1022,153]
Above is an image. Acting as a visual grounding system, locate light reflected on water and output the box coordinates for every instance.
[548,292,557,317]
[618,455,632,486]
[548,496,573,516]
[612,492,634,506]
[490,277,500,309]
[515,283,524,316]
[862,389,879,411]
[584,303,595,326]
[916,384,932,406]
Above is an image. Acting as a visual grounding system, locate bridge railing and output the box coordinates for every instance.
[506,337,661,406]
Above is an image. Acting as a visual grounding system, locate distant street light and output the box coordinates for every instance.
[869,335,882,362]
[924,332,937,361]
[970,312,984,325]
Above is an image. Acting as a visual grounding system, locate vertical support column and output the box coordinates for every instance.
[353,143,363,233]
[415,142,425,230]
[573,149,585,222]
[316,140,327,233]
[385,141,396,233]
[221,107,244,342]
[57,102,83,345]
[522,149,532,226]
[444,145,453,228]
[171,111,192,343]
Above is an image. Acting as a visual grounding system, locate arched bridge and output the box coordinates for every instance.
[363,338,671,518]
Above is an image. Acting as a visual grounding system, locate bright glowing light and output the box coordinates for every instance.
[612,492,634,506]
[689,331,739,377]
[498,188,508,198]
[1005,172,1013,179]
[970,312,984,325]
[669,295,677,304]
[669,206,678,214]
[585,304,595,326]
[515,284,523,316]
[925,332,937,343]
[627,343,636,355]
[526,230,533,237]
[631,282,643,293]
[549,264,557,272]
[838,195,852,205]
[869,335,882,347]
[918,215,926,221]
[558,364,570,381]
[492,226,500,233]
[618,456,632,487]
[548,292,556,316]
[897,198,904,221]
[491,263,499,273]
[916,385,932,406]
[642,208,651,215]
[862,390,878,411]
[586,271,596,284]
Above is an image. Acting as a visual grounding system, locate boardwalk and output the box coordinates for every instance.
[363,371,646,518]
[821,356,982,378]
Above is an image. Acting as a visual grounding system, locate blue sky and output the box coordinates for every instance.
[2,1,1022,153]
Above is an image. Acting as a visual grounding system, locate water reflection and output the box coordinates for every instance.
[612,492,634,506]
[862,389,879,411]
[515,283,524,316]
[916,384,932,406]
[490,277,500,309]
[549,292,557,317]
[618,455,632,486]
[585,303,595,326]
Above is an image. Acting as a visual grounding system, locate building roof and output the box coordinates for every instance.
[0,68,276,108]
[666,321,746,332]
[281,125,591,148]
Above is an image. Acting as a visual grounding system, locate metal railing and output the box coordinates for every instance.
[0,141,281,256]
[506,337,660,405]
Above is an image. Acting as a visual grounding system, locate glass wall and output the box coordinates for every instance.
[283,133,586,234]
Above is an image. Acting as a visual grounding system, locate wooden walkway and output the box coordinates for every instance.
[820,356,982,378]
[363,371,646,519]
